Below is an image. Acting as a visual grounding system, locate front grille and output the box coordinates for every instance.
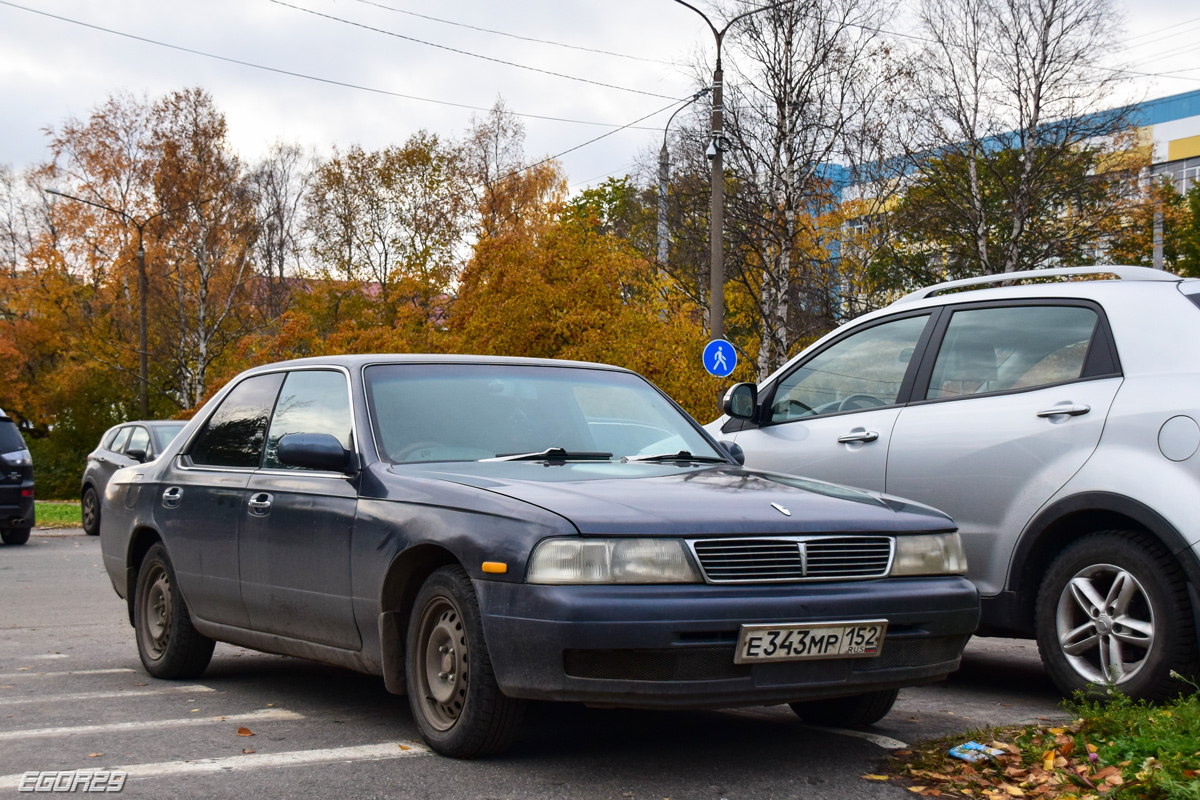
[563,647,750,682]
[692,539,805,582]
[852,635,969,672]
[690,536,893,583]
[804,537,893,578]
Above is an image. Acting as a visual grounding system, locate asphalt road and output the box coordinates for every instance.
[0,531,1069,799]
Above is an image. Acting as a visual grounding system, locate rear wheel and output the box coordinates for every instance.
[81,486,101,536]
[1,527,30,545]
[134,543,214,679]
[1035,531,1197,700]
[789,688,899,727]
[406,566,524,758]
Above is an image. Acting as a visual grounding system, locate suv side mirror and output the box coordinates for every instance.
[722,383,758,420]
[125,448,148,463]
[277,433,355,473]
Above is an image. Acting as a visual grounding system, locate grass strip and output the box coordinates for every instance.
[878,684,1200,799]
[34,500,82,528]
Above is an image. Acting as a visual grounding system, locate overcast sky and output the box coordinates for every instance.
[2,0,1198,190]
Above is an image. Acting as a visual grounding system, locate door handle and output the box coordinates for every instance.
[247,492,274,515]
[1037,403,1091,418]
[162,486,183,509]
[837,429,880,444]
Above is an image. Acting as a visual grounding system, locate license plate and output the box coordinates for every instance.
[734,620,887,664]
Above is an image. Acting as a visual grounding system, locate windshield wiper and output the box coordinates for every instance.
[622,450,729,464]
[483,447,614,462]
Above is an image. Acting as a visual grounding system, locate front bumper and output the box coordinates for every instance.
[477,576,980,709]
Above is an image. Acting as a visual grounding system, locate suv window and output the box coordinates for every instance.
[125,426,151,456]
[926,305,1098,400]
[263,371,353,470]
[0,419,25,453]
[189,374,286,468]
[770,314,930,422]
[101,427,121,450]
[109,427,133,454]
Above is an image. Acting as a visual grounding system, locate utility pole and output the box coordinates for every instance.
[44,188,214,418]
[669,0,795,341]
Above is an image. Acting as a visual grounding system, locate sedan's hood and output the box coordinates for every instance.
[391,461,954,536]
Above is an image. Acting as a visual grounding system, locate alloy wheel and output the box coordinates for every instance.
[1056,562,1154,685]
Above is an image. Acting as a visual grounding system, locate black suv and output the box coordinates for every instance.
[0,409,34,545]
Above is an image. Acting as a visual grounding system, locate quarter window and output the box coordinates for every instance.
[189,374,285,468]
[770,314,930,422]
[926,305,1099,400]
[263,371,353,470]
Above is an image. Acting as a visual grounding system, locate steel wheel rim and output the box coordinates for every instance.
[414,595,469,731]
[82,492,97,530]
[139,563,173,660]
[1056,562,1155,686]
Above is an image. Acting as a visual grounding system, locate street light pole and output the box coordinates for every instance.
[669,0,795,341]
[44,188,212,418]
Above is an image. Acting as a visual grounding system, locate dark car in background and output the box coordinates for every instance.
[0,409,34,545]
[81,420,186,536]
[100,356,979,758]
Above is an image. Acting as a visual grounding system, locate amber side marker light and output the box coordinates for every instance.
[481,562,508,574]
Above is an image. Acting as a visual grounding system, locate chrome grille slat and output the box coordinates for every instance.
[691,536,893,583]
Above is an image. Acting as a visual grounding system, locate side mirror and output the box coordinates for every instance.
[277,433,354,473]
[721,382,758,420]
[719,440,745,466]
[125,448,147,463]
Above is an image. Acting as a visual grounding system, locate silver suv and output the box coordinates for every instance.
[707,266,1200,700]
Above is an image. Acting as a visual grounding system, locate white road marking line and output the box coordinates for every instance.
[0,741,433,787]
[722,708,909,750]
[0,684,214,707]
[0,708,303,741]
[804,724,908,750]
[22,654,70,660]
[0,668,135,679]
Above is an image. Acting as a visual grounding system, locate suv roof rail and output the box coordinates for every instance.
[890,265,1180,306]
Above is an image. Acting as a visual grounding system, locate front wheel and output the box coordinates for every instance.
[405,566,524,758]
[789,688,899,727]
[134,543,214,679]
[1035,531,1198,700]
[81,487,101,536]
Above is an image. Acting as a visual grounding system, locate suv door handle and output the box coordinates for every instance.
[247,492,274,515]
[162,486,183,509]
[1037,403,1091,418]
[837,429,880,444]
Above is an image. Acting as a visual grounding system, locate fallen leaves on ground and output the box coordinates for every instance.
[868,721,1166,799]
[236,727,254,737]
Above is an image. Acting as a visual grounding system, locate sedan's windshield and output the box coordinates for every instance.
[365,364,725,464]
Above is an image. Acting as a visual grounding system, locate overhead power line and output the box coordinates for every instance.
[268,0,679,100]
[0,0,670,130]
[344,0,675,66]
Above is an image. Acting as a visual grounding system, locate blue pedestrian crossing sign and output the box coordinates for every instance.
[703,339,737,378]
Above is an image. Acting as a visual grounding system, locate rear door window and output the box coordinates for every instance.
[926,305,1099,400]
[189,374,286,468]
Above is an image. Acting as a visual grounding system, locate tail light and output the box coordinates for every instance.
[21,487,33,498]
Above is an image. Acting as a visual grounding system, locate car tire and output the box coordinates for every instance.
[405,565,524,758]
[1,527,31,545]
[1035,530,1198,700]
[789,688,899,727]
[134,543,215,679]
[81,486,101,536]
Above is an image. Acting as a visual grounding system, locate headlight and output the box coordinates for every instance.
[527,538,703,584]
[891,533,968,576]
[1,449,31,467]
